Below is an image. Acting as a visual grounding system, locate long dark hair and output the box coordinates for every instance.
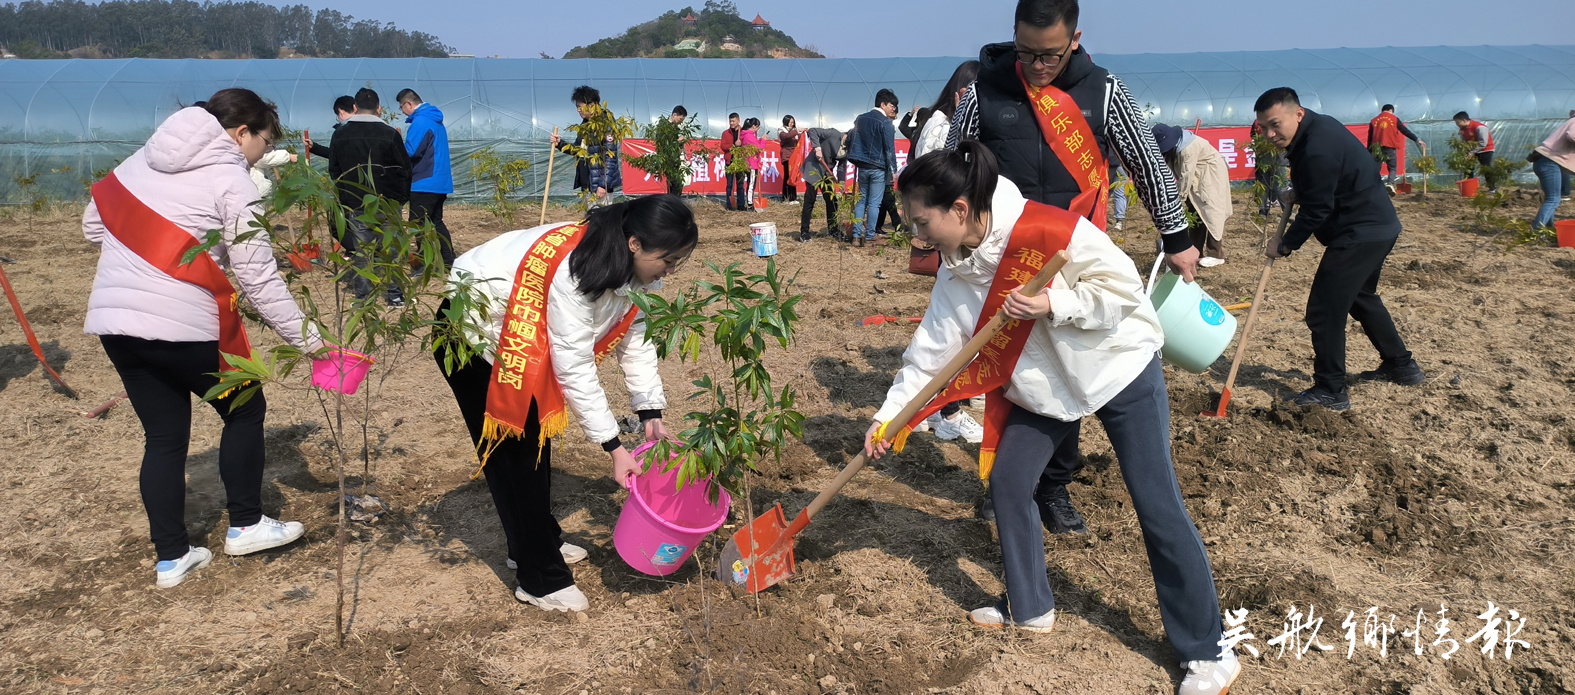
[916,60,981,139]
[203,88,281,138]
[897,141,998,223]
[569,195,698,298]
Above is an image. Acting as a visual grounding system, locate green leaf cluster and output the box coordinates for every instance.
[630,259,804,503]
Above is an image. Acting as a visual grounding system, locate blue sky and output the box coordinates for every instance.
[310,0,1571,58]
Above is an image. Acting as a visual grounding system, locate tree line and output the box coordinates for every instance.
[0,0,452,59]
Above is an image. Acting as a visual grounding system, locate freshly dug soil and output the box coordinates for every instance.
[0,188,1571,694]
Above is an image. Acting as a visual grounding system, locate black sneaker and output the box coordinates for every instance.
[1034,484,1089,535]
[1285,388,1350,411]
[977,493,996,522]
[797,231,812,243]
[1358,360,1424,386]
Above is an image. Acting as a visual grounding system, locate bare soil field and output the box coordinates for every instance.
[1,187,1572,694]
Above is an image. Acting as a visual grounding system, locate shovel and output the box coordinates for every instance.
[1201,204,1293,419]
[858,314,922,327]
[718,250,1071,593]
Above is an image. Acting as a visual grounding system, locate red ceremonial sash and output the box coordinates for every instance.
[479,223,639,468]
[875,201,1076,480]
[1016,63,1109,230]
[90,173,254,374]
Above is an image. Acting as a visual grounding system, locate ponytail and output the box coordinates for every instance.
[896,140,998,222]
[569,195,698,299]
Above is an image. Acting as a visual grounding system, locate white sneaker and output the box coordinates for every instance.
[508,543,587,570]
[1113,220,1124,231]
[967,605,1055,633]
[933,411,984,444]
[912,413,941,433]
[155,546,213,588]
[224,516,305,555]
[1198,257,1225,268]
[1180,650,1242,695]
[515,584,589,612]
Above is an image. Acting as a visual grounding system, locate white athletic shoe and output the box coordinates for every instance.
[508,543,587,570]
[155,546,213,589]
[912,413,939,433]
[1198,257,1225,268]
[933,411,984,444]
[224,516,305,556]
[967,605,1056,633]
[515,584,589,612]
[1180,650,1242,695]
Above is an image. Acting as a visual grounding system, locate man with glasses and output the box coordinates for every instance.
[944,0,1194,549]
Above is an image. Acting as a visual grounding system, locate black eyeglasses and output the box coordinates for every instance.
[1015,45,1072,68]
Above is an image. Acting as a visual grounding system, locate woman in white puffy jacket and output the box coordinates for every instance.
[248,148,297,199]
[862,144,1239,694]
[439,195,697,613]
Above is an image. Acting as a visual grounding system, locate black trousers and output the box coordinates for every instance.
[435,343,573,596]
[800,188,839,235]
[409,192,455,266]
[1306,239,1412,393]
[101,335,266,560]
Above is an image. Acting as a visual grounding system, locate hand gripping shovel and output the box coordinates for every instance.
[718,250,1072,593]
[1201,204,1293,419]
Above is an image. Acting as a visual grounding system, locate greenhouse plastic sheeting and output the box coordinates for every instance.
[2,45,1571,203]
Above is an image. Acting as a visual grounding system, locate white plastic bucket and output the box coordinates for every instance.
[750,222,778,257]
[1149,272,1238,373]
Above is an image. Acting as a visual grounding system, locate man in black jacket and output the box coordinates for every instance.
[798,127,846,241]
[327,88,412,305]
[946,0,1197,534]
[548,85,621,208]
[305,95,354,160]
[1257,87,1423,411]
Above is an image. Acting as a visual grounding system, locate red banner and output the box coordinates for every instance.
[1184,124,1399,181]
[623,124,1396,193]
[621,138,911,196]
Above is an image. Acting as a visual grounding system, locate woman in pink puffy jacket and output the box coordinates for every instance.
[740,118,764,211]
[83,88,321,588]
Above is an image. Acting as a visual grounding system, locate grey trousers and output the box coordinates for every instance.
[989,356,1224,661]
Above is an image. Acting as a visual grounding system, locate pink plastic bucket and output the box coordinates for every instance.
[310,348,374,395]
[613,442,731,576]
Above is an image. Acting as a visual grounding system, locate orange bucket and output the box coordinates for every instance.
[1457,178,1479,197]
[1556,220,1575,249]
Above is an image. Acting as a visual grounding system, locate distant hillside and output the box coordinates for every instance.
[0,0,452,59]
[563,1,821,60]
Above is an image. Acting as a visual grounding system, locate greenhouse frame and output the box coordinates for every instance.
[2,44,1572,203]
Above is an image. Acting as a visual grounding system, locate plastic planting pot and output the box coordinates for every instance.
[310,348,374,395]
[1149,272,1239,374]
[1556,220,1575,249]
[613,442,730,576]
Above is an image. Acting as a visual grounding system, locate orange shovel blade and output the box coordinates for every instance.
[1200,386,1232,419]
[716,503,798,593]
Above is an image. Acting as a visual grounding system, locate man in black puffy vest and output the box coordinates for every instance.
[947,0,1197,533]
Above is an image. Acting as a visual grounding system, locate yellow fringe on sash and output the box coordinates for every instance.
[472,409,570,480]
[872,421,914,455]
[978,450,996,481]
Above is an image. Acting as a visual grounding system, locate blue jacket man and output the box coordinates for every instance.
[845,88,898,245]
[397,89,456,265]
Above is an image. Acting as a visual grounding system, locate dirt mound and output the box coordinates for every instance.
[243,620,504,694]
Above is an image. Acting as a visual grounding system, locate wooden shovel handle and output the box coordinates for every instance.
[1218,206,1293,399]
[795,250,1071,526]
[540,126,559,226]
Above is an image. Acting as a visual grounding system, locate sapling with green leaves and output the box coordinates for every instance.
[630,259,805,521]
[560,101,638,209]
[627,115,705,197]
[469,146,532,220]
[185,158,492,646]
